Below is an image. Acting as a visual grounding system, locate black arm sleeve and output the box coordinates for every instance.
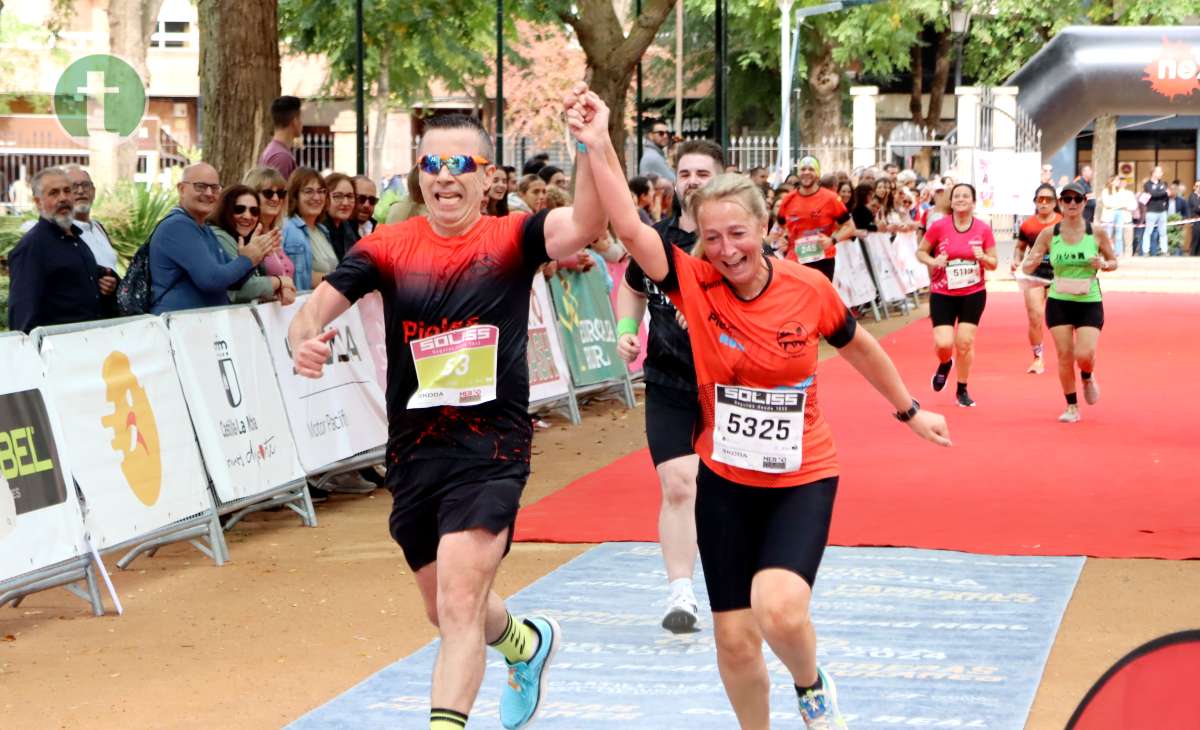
[655,236,680,295]
[520,209,552,274]
[624,256,647,293]
[824,309,858,349]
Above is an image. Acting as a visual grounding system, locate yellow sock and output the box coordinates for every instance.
[430,707,467,728]
[488,613,537,664]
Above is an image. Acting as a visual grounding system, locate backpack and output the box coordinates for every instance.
[115,219,171,316]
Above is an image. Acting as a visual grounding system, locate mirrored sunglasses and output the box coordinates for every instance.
[419,154,490,176]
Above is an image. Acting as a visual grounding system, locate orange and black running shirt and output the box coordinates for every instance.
[778,187,850,264]
[325,211,550,465]
[658,242,857,488]
[1018,213,1061,278]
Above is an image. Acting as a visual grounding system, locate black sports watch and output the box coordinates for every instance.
[894,399,921,422]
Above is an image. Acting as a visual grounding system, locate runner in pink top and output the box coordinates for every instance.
[916,183,998,407]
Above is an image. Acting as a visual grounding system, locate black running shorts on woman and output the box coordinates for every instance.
[644,382,700,466]
[929,290,987,327]
[1045,298,1104,330]
[695,463,838,611]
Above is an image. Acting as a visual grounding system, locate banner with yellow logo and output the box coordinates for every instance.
[38,318,212,550]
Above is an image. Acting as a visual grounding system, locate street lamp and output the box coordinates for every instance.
[950,2,973,89]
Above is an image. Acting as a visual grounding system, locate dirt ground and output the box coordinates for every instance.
[2,306,1198,729]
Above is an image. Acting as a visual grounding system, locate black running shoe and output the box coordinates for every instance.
[931,361,952,392]
[956,390,976,408]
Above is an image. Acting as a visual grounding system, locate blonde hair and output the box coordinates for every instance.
[687,174,769,259]
[544,185,571,210]
[243,166,288,229]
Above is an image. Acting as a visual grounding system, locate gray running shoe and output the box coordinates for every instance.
[1083,378,1100,405]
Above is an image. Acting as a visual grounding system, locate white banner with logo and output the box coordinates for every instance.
[974,151,1041,217]
[165,307,306,504]
[37,318,213,551]
[834,239,879,307]
[0,333,88,582]
[527,275,571,403]
[255,296,388,474]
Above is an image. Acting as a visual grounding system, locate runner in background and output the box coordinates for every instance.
[777,156,856,281]
[1021,182,1117,423]
[616,139,725,634]
[917,183,999,408]
[288,89,607,730]
[1012,184,1061,375]
[571,91,951,730]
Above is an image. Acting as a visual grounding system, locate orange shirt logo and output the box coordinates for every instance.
[1144,38,1200,100]
[99,352,162,506]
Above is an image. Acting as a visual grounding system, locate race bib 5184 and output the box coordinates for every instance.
[407,325,499,409]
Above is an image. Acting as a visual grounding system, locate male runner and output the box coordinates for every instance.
[1013,183,1061,374]
[777,156,856,281]
[288,91,606,730]
[615,139,725,633]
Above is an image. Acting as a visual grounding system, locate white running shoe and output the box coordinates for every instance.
[1027,356,1044,374]
[799,667,848,729]
[661,585,699,634]
[1083,378,1100,405]
[1058,405,1080,423]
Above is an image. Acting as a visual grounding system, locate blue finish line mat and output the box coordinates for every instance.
[290,544,1082,729]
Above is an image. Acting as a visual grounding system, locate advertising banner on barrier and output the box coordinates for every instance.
[165,307,306,504]
[974,151,1040,216]
[37,318,212,551]
[255,296,388,474]
[0,334,88,581]
[548,267,626,387]
[355,292,389,392]
[527,275,571,403]
[834,240,879,307]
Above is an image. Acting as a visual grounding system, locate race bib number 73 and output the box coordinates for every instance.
[407,325,499,409]
[712,385,805,473]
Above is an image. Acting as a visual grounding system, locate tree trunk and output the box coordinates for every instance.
[1092,114,1117,195]
[563,0,675,174]
[106,0,165,185]
[800,45,844,167]
[369,56,390,180]
[196,0,281,188]
[908,29,952,177]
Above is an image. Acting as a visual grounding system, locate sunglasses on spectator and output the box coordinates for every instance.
[1035,196,1056,203]
[185,181,221,195]
[259,188,286,200]
[233,204,260,216]
[1059,194,1084,204]
[357,195,379,205]
[419,154,490,176]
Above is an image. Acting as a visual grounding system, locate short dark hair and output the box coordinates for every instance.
[950,182,977,201]
[674,139,725,169]
[749,166,767,176]
[819,173,837,190]
[642,117,668,133]
[420,113,495,160]
[521,154,549,176]
[270,96,302,129]
[628,176,651,197]
[502,165,516,175]
[537,165,564,184]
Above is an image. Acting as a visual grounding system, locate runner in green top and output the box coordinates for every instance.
[1021,182,1118,423]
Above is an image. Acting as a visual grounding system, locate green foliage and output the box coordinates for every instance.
[0,215,36,260]
[277,0,496,107]
[0,273,8,333]
[91,183,178,273]
[1167,212,1184,254]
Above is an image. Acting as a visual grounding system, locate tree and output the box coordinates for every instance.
[196,0,282,187]
[106,0,166,181]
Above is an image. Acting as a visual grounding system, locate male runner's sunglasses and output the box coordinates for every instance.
[1059,194,1084,204]
[419,154,490,176]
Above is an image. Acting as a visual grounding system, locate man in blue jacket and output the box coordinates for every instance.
[149,163,277,314]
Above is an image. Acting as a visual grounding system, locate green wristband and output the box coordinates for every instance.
[616,317,640,338]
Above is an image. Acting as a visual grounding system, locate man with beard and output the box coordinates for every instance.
[778,156,856,281]
[7,167,117,332]
[615,138,725,635]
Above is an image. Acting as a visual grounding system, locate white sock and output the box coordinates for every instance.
[669,577,693,595]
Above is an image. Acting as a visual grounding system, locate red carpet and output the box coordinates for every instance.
[515,291,1200,559]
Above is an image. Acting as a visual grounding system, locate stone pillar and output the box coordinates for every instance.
[381,110,413,178]
[850,86,878,170]
[955,86,981,183]
[331,109,358,175]
[990,85,1018,151]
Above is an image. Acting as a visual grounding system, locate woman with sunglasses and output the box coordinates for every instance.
[209,185,294,305]
[244,166,296,282]
[1021,182,1117,423]
[324,172,359,262]
[1012,183,1062,375]
[917,182,998,408]
[283,167,334,290]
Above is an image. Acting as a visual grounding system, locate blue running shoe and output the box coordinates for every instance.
[798,667,848,729]
[500,616,561,729]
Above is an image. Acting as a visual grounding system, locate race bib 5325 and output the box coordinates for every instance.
[712,384,805,473]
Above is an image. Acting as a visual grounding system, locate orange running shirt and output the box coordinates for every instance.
[778,187,850,263]
[660,244,857,487]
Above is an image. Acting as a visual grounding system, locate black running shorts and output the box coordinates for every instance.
[385,458,529,571]
[645,383,700,466]
[804,257,837,282]
[695,462,838,612]
[929,290,987,327]
[1045,298,1104,330]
